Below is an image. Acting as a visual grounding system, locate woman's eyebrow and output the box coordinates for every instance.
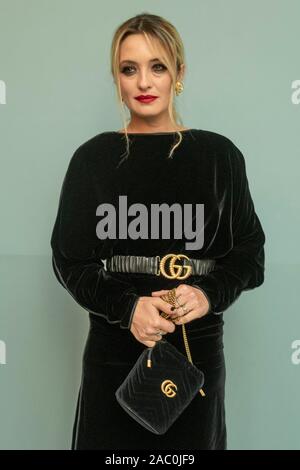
[120,58,161,65]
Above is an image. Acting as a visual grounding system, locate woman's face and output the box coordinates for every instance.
[118,34,179,121]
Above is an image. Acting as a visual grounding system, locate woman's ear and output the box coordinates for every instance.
[177,63,186,82]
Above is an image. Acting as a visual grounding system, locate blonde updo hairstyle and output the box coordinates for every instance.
[110,12,186,161]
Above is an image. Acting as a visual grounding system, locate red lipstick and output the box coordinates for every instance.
[135,95,158,103]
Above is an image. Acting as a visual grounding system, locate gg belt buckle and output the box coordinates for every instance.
[156,253,192,280]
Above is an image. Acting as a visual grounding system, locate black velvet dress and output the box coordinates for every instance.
[50,128,265,450]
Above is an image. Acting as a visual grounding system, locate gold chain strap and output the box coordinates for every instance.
[160,288,205,397]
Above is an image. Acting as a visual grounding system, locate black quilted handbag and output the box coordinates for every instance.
[115,323,205,435]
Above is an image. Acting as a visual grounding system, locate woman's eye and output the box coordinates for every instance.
[153,63,166,72]
[121,64,166,74]
[121,66,135,74]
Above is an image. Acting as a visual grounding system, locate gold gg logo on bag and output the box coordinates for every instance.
[161,380,178,398]
[157,253,192,280]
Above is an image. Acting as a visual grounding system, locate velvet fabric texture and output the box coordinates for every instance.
[50,129,265,449]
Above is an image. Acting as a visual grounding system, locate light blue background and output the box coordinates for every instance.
[0,0,299,450]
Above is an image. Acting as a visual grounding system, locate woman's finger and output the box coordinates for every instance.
[173,311,195,325]
[151,289,170,296]
[143,340,156,348]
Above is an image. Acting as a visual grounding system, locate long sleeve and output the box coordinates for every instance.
[190,142,266,314]
[50,144,140,329]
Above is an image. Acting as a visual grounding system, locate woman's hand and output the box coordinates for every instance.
[151,284,210,325]
[130,296,176,348]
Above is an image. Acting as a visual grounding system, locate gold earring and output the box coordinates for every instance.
[175,81,184,96]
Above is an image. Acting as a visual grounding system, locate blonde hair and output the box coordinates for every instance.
[110,12,186,162]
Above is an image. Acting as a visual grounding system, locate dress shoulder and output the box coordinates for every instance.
[74,132,114,153]
[197,129,239,151]
[67,132,116,169]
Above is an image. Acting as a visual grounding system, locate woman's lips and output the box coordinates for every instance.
[135,97,158,103]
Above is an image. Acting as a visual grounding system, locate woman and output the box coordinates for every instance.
[50,13,265,450]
